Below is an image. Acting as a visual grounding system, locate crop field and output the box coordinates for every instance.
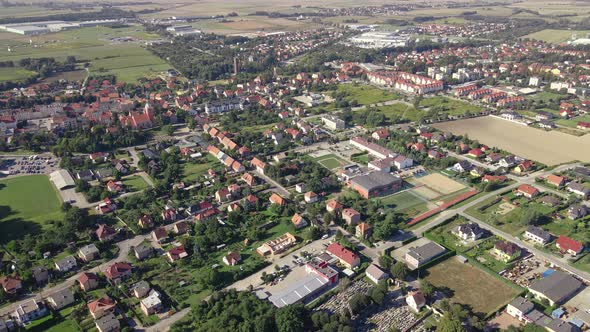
[189,17,316,35]
[313,154,348,170]
[433,116,590,165]
[524,29,590,43]
[0,26,170,83]
[0,175,63,241]
[0,67,35,83]
[425,258,519,316]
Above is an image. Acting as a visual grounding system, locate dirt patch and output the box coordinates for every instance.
[496,203,516,215]
[415,173,466,195]
[433,116,590,166]
[411,186,441,200]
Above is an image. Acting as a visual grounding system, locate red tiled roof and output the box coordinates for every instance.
[326,242,359,267]
[556,235,584,253]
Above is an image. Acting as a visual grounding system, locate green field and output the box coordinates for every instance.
[0,26,170,83]
[374,103,425,122]
[335,84,402,105]
[555,115,590,128]
[425,258,519,316]
[0,67,36,83]
[182,155,220,182]
[419,96,484,116]
[122,175,150,192]
[0,175,63,241]
[313,154,348,170]
[524,29,590,43]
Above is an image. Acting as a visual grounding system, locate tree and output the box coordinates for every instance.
[390,261,408,281]
[349,293,370,315]
[276,305,307,332]
[420,279,435,299]
[378,255,394,270]
[368,286,386,305]
[436,316,465,332]
[519,208,543,226]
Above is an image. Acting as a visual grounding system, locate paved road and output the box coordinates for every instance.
[256,172,290,197]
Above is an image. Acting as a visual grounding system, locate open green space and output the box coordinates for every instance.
[419,96,484,116]
[424,258,520,316]
[0,67,36,83]
[334,84,402,105]
[182,155,220,182]
[524,29,590,43]
[555,115,590,128]
[380,191,426,210]
[374,103,425,122]
[122,175,150,192]
[572,254,590,273]
[529,91,569,103]
[0,175,64,241]
[0,26,170,83]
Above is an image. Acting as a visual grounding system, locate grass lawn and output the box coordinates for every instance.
[122,175,150,192]
[0,175,63,241]
[0,67,35,83]
[43,319,80,332]
[424,258,520,316]
[572,254,590,273]
[313,154,348,170]
[555,115,590,128]
[524,29,590,43]
[419,96,484,116]
[380,191,426,210]
[351,153,369,164]
[374,103,425,122]
[529,91,569,104]
[334,84,402,105]
[182,155,219,182]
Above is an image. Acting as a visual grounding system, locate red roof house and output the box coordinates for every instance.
[326,243,360,269]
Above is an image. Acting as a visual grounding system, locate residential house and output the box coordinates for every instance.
[151,227,168,243]
[556,236,584,256]
[0,275,22,295]
[94,312,119,332]
[372,129,390,140]
[453,160,473,173]
[546,174,566,187]
[326,199,343,213]
[517,184,540,199]
[514,160,535,174]
[567,205,588,220]
[104,262,132,284]
[223,251,242,266]
[453,223,484,241]
[13,301,48,326]
[406,291,426,313]
[161,207,177,222]
[365,264,388,284]
[174,221,189,235]
[524,226,551,245]
[96,224,117,242]
[138,215,154,229]
[304,191,319,203]
[31,266,49,286]
[291,213,308,229]
[87,296,116,319]
[326,242,360,269]
[341,208,361,226]
[493,241,521,262]
[506,296,535,322]
[78,272,99,292]
[133,243,154,261]
[54,256,77,273]
[131,280,150,299]
[356,222,373,239]
[78,244,100,262]
[567,183,590,199]
[45,288,75,310]
[256,233,297,256]
[269,193,286,206]
[140,291,163,316]
[539,195,561,207]
[167,246,188,262]
[241,173,256,187]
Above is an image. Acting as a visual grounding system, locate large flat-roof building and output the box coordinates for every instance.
[50,169,75,190]
[405,242,447,269]
[528,271,583,306]
[349,171,402,198]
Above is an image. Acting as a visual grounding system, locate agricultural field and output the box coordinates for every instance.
[188,16,317,35]
[523,29,590,43]
[313,153,348,171]
[424,258,520,316]
[433,116,590,165]
[0,175,64,242]
[0,26,170,83]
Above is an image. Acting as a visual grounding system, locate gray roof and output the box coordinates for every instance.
[529,271,583,304]
[366,264,388,280]
[545,319,581,332]
[407,242,447,264]
[350,171,401,191]
[526,226,551,242]
[509,296,534,314]
[269,273,329,308]
[456,223,484,237]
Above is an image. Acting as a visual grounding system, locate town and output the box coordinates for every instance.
[0,1,590,332]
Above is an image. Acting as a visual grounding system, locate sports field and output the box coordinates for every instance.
[0,175,64,241]
[425,258,519,316]
[433,116,590,165]
[414,173,466,195]
[380,190,429,217]
[313,154,348,170]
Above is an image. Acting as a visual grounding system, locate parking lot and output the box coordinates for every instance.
[0,154,59,178]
